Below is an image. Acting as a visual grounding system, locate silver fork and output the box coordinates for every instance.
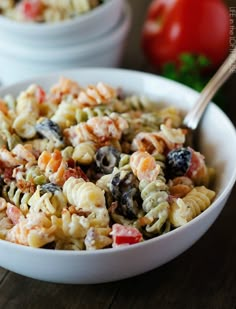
[183,46,236,132]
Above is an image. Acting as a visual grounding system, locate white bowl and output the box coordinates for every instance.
[0,68,235,284]
[0,2,131,86]
[0,0,124,47]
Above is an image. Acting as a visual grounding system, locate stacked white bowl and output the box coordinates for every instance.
[0,0,131,85]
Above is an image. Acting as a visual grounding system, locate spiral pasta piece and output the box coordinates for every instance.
[132,124,185,155]
[168,176,194,198]
[0,129,22,150]
[76,105,112,123]
[42,7,67,22]
[13,84,41,138]
[63,177,109,228]
[2,94,16,113]
[51,209,88,250]
[122,109,182,145]
[75,82,117,108]
[64,113,128,147]
[52,208,88,238]
[14,163,47,186]
[0,110,12,131]
[38,149,69,186]
[130,151,160,182]
[170,186,216,227]
[2,182,33,214]
[139,175,170,235]
[12,144,36,163]
[72,142,96,165]
[0,143,35,169]
[118,153,131,171]
[26,138,62,157]
[50,77,81,100]
[135,154,170,235]
[28,185,67,216]
[6,212,56,248]
[0,148,23,167]
[51,100,77,129]
[96,173,113,196]
[158,107,182,128]
[123,95,153,112]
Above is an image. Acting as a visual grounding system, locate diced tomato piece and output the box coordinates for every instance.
[111,224,143,246]
[21,0,42,21]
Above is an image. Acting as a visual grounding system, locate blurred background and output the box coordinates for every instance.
[123,0,236,125]
[124,0,235,69]
[1,0,235,123]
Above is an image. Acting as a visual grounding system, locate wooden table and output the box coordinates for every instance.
[0,1,236,308]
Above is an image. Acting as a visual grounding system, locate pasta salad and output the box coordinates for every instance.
[0,0,104,23]
[0,77,216,250]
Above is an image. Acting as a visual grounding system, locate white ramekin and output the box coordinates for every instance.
[0,0,125,47]
[0,2,131,85]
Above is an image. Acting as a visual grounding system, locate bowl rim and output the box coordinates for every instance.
[0,67,235,256]
[0,0,120,32]
[0,2,131,62]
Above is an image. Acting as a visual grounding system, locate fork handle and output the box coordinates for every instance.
[183,46,236,130]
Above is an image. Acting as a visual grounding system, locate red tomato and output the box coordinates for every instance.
[21,0,42,21]
[141,0,230,69]
[111,224,143,247]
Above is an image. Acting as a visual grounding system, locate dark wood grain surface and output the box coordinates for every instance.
[0,1,236,308]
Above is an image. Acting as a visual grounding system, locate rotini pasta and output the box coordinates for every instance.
[28,185,67,216]
[131,124,185,155]
[0,77,216,250]
[6,212,56,247]
[0,129,22,151]
[75,105,112,123]
[2,182,33,215]
[14,85,42,136]
[0,110,12,131]
[26,138,62,157]
[51,100,78,129]
[63,177,110,228]
[169,186,216,227]
[64,113,128,147]
[138,156,170,235]
[74,82,117,108]
[130,151,161,182]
